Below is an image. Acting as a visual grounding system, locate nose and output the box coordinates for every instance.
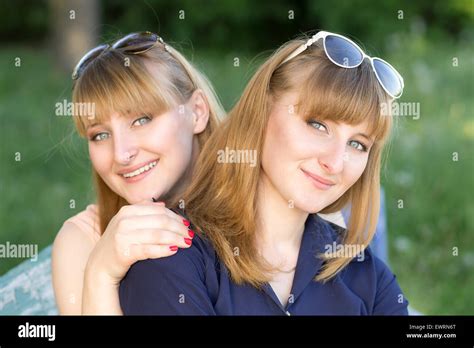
[113,130,138,165]
[318,140,346,174]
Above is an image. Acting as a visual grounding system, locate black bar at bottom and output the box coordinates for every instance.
[0,315,472,346]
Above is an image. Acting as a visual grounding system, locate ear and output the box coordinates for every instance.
[188,89,210,135]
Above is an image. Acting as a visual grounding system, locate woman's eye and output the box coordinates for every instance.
[308,120,328,133]
[132,115,152,127]
[348,140,367,152]
[90,132,110,142]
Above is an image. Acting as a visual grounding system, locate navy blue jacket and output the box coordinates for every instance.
[119,214,409,315]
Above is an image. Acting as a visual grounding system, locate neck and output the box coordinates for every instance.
[163,137,200,206]
[256,173,309,256]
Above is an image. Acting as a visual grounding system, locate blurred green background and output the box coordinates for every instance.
[0,0,473,314]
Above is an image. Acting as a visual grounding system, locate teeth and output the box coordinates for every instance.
[122,161,157,178]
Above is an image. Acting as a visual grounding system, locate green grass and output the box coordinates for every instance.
[0,35,472,314]
[0,47,94,273]
[380,34,474,314]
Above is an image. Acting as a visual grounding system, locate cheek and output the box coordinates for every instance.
[263,114,312,171]
[262,116,289,176]
[150,113,195,164]
[88,143,112,176]
[341,154,369,189]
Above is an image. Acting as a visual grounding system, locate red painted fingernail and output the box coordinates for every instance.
[169,245,178,251]
[183,219,190,227]
[188,229,195,238]
[184,238,192,245]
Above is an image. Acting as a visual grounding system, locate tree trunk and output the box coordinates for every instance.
[49,0,100,74]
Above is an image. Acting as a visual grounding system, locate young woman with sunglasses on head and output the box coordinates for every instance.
[51,32,225,314]
[119,31,408,315]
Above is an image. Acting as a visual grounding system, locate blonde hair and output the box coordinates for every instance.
[72,40,225,233]
[184,35,394,286]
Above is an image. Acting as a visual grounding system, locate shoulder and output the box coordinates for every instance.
[52,205,99,314]
[339,247,409,315]
[61,204,100,242]
[123,232,216,283]
[127,206,218,282]
[119,232,218,315]
[52,205,100,259]
[53,205,99,256]
[316,216,408,315]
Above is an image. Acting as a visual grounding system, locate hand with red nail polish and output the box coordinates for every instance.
[83,199,193,314]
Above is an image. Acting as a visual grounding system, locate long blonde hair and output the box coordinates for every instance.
[184,35,394,286]
[72,40,225,233]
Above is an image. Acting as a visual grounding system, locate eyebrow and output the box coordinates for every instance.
[87,123,99,130]
[355,133,374,143]
[327,120,374,143]
[85,110,155,130]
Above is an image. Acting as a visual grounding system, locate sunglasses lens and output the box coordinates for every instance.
[113,32,158,53]
[325,35,363,68]
[373,58,403,98]
[72,44,108,80]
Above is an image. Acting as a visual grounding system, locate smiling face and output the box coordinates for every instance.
[86,107,190,204]
[261,92,374,214]
[72,47,212,205]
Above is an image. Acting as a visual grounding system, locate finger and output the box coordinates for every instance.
[129,243,180,262]
[119,202,165,217]
[120,204,190,228]
[122,214,193,239]
[149,206,191,228]
[126,228,192,248]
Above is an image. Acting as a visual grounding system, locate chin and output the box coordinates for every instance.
[297,204,324,214]
[122,195,141,205]
[289,197,322,214]
[290,191,331,214]
[121,190,152,204]
[123,183,166,204]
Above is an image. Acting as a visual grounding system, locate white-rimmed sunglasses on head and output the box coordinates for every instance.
[281,31,404,99]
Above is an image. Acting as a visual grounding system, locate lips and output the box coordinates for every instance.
[301,169,336,190]
[118,159,158,179]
